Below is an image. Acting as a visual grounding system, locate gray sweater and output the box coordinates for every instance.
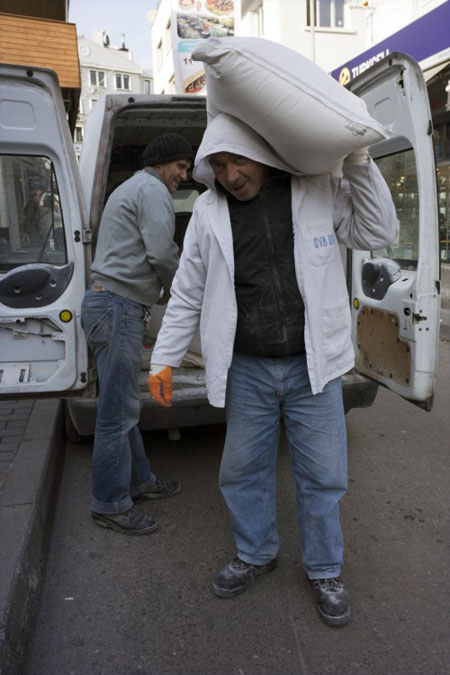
[91,168,179,307]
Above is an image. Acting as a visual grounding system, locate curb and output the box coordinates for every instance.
[441,263,450,308]
[0,399,64,675]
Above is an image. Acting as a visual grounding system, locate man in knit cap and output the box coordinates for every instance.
[81,133,193,536]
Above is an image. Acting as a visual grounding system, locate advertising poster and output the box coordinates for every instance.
[170,0,240,95]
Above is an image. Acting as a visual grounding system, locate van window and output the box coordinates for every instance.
[173,187,200,248]
[373,148,419,270]
[0,155,67,272]
[173,187,199,213]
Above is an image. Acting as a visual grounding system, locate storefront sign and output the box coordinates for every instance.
[170,0,240,95]
[331,0,450,83]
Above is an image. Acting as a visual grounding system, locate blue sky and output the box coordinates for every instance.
[69,0,158,68]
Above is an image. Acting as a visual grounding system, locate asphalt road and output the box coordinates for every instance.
[26,341,450,675]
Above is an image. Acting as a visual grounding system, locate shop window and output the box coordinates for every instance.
[307,0,345,28]
[115,73,130,90]
[432,123,450,262]
[437,164,450,262]
[433,121,450,161]
[373,148,419,269]
[0,155,67,271]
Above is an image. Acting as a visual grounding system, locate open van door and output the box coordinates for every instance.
[0,65,90,397]
[348,53,440,411]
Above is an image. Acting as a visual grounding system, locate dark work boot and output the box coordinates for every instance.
[133,478,182,501]
[213,557,277,598]
[311,577,350,626]
[92,505,158,535]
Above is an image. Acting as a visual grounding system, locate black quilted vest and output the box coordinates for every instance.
[225,172,305,357]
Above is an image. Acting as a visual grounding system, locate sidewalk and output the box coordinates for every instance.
[0,399,64,675]
[441,262,450,307]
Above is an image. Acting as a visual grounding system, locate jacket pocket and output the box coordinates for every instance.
[322,301,352,362]
[303,221,337,267]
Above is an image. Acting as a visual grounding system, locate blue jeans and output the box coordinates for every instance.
[220,352,347,579]
[81,288,156,514]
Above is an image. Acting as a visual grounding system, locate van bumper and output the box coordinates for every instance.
[66,368,377,439]
[342,369,379,413]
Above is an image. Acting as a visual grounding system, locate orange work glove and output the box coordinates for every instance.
[148,363,172,407]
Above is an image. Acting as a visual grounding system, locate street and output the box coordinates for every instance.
[26,341,450,675]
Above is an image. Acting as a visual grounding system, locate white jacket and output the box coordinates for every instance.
[152,113,397,406]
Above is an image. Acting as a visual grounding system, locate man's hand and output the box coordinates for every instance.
[148,363,172,407]
[345,146,370,165]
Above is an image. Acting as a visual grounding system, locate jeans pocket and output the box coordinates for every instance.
[124,303,146,321]
[82,308,112,346]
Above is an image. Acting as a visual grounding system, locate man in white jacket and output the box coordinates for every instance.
[148,113,397,626]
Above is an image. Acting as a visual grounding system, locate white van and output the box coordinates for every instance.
[0,53,441,442]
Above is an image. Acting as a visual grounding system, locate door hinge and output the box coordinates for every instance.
[412,313,427,323]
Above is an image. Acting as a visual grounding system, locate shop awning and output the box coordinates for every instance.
[424,61,450,82]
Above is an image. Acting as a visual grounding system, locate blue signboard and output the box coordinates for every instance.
[331,0,450,84]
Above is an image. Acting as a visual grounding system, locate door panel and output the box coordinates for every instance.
[0,65,89,396]
[348,53,440,409]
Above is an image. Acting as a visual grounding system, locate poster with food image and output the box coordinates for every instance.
[177,13,234,40]
[205,0,234,15]
[171,0,240,95]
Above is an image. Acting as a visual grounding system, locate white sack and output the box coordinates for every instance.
[192,37,389,175]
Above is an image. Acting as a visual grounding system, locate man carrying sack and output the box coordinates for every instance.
[148,112,397,626]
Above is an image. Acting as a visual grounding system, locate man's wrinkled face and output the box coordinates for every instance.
[156,159,191,194]
[208,152,270,201]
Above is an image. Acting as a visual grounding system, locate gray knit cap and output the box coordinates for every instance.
[142,133,193,166]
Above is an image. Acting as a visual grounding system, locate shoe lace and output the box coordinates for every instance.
[315,577,343,592]
[154,479,174,491]
[122,505,136,521]
[232,557,252,571]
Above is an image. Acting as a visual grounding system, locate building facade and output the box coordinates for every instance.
[0,1,80,133]
[149,1,177,95]
[74,31,153,160]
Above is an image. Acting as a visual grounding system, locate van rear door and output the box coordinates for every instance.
[0,64,90,397]
[348,53,440,410]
